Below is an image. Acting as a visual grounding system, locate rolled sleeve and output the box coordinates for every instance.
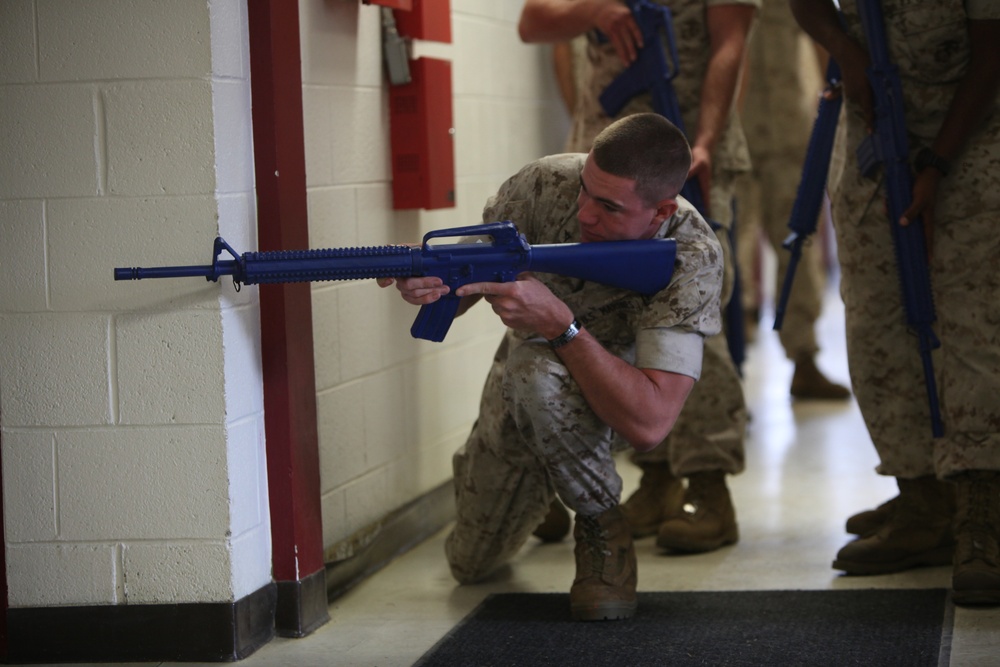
[635,327,705,380]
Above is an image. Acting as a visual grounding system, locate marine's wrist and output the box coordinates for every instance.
[548,318,582,349]
[914,147,951,177]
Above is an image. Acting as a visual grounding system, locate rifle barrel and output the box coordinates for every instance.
[114,261,239,281]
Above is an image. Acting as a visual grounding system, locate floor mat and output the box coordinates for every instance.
[415,588,952,666]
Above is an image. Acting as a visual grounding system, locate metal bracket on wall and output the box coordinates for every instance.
[381,7,411,85]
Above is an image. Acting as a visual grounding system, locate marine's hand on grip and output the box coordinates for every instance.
[592,0,644,65]
[377,275,450,305]
[457,273,574,340]
[900,168,942,259]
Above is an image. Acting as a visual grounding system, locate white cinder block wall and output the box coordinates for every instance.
[1,0,568,611]
[0,0,270,607]
[300,0,569,551]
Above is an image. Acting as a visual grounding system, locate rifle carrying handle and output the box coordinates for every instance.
[421,221,520,250]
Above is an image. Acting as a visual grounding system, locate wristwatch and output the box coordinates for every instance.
[548,318,582,349]
[914,147,950,177]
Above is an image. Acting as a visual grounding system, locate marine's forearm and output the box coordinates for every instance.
[693,4,755,156]
[789,0,850,59]
[518,0,607,42]
[555,329,694,451]
[928,20,1000,163]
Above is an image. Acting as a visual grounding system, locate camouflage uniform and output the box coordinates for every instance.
[831,0,1000,478]
[737,0,827,359]
[564,0,758,477]
[445,154,724,583]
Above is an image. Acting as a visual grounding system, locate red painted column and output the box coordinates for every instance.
[247,0,328,637]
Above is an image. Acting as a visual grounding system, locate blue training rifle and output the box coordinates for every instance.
[855,0,943,436]
[115,221,678,343]
[773,57,844,331]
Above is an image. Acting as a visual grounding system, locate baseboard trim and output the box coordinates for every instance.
[5,582,276,663]
[325,480,455,600]
[275,567,329,638]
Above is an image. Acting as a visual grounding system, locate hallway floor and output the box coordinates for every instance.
[46,284,1000,666]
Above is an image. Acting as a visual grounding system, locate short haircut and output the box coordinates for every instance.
[591,113,692,206]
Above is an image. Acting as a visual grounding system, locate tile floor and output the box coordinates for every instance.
[43,283,1000,666]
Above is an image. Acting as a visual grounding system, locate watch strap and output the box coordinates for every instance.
[548,318,582,349]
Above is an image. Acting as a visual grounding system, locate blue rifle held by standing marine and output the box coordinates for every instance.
[115,221,677,343]
[776,1,942,436]
[598,0,711,218]
[856,0,942,436]
[772,57,844,331]
[597,0,746,369]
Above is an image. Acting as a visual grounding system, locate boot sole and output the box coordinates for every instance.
[832,545,954,575]
[656,527,739,553]
[952,589,1000,607]
[571,599,638,621]
[845,523,881,537]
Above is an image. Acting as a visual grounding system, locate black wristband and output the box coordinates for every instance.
[914,147,950,176]
[548,319,581,349]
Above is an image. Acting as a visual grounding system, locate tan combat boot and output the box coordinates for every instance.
[533,498,571,543]
[655,471,739,553]
[833,476,954,575]
[570,506,638,621]
[619,462,685,538]
[952,471,1000,606]
[790,354,851,400]
[845,496,899,535]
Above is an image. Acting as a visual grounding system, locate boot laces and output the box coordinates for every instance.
[577,516,612,575]
[960,481,999,562]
